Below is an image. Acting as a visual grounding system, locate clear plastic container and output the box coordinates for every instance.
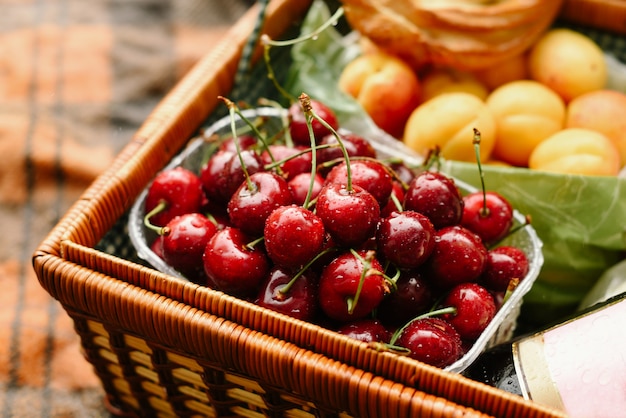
[579,258,626,309]
[128,107,544,373]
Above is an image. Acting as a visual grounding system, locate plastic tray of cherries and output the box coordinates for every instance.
[128,96,543,373]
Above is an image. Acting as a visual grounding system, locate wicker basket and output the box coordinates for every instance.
[32,1,622,417]
[560,0,626,35]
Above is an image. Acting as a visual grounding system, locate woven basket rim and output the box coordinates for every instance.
[33,0,625,416]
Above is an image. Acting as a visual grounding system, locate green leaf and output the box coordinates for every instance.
[286,0,626,326]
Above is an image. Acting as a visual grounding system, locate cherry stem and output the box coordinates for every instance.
[245,236,265,250]
[205,212,219,227]
[317,157,345,172]
[220,96,290,184]
[220,97,255,191]
[472,128,489,218]
[143,201,168,235]
[261,40,296,104]
[381,264,399,293]
[259,7,344,104]
[199,137,223,168]
[422,146,442,172]
[263,143,335,172]
[388,306,458,346]
[371,259,398,293]
[220,96,278,163]
[304,195,319,211]
[304,110,319,209]
[353,155,410,190]
[261,7,344,48]
[502,277,520,306]
[390,192,403,213]
[279,247,336,296]
[291,96,320,208]
[347,249,374,315]
[489,214,531,249]
[300,92,353,191]
[367,341,412,356]
[201,112,270,168]
[258,97,294,147]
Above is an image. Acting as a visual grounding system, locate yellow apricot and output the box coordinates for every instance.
[566,89,626,167]
[486,80,565,167]
[528,28,607,102]
[420,68,489,102]
[403,92,496,163]
[529,128,620,176]
[473,52,529,90]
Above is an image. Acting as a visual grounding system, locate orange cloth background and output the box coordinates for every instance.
[0,1,251,416]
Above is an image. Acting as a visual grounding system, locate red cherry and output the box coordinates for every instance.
[324,159,393,207]
[227,171,293,236]
[144,167,204,227]
[388,161,415,186]
[160,213,217,283]
[394,317,463,368]
[481,246,529,291]
[203,210,231,231]
[150,236,165,259]
[377,270,433,326]
[256,267,319,322]
[202,227,270,297]
[316,132,377,167]
[380,181,405,218]
[310,232,340,273]
[461,129,515,246]
[403,171,463,229]
[461,191,514,245]
[441,282,497,341]
[426,225,488,290]
[218,134,258,153]
[318,250,387,322]
[199,150,235,205]
[315,183,381,247]
[376,210,436,269]
[221,149,265,201]
[288,99,339,146]
[337,319,391,343]
[287,172,324,207]
[490,290,506,310]
[263,205,325,269]
[261,144,313,180]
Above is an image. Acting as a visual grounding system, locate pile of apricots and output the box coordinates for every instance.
[339,28,626,177]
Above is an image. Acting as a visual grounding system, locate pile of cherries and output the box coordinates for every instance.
[142,95,530,368]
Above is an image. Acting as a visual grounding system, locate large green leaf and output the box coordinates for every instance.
[285,1,626,326]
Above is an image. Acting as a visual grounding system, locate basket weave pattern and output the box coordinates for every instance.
[33,0,622,416]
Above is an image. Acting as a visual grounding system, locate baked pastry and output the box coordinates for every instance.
[341,0,564,70]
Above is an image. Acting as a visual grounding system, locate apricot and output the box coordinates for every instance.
[528,28,607,102]
[486,80,565,167]
[420,68,489,102]
[529,128,620,176]
[339,51,421,138]
[566,89,626,167]
[403,92,496,163]
[473,52,529,91]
